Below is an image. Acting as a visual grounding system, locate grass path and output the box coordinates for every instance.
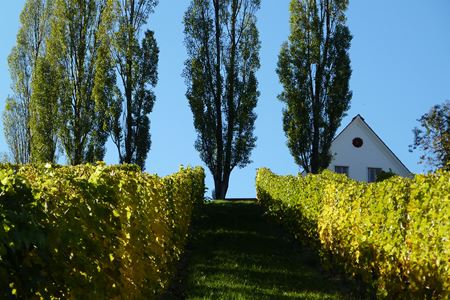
[166,201,357,299]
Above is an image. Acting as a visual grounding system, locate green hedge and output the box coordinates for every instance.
[0,163,205,299]
[255,169,345,248]
[256,168,450,299]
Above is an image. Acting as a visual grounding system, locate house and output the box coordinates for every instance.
[328,114,412,182]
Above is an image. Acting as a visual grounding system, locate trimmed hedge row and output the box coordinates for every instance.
[256,168,450,299]
[0,163,205,299]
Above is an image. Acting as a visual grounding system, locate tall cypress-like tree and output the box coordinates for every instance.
[3,0,53,163]
[34,0,116,165]
[184,0,260,199]
[277,0,352,174]
[110,0,159,170]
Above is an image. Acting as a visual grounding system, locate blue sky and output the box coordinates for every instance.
[1,1,449,197]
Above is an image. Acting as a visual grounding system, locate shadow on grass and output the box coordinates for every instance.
[165,201,359,299]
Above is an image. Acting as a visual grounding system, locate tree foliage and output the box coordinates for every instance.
[184,0,261,199]
[277,0,352,174]
[5,0,160,168]
[34,0,117,165]
[3,0,53,164]
[111,0,159,170]
[3,98,29,164]
[410,100,450,171]
[29,57,60,162]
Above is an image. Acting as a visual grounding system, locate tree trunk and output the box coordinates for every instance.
[124,4,135,164]
[224,0,237,187]
[311,83,321,174]
[311,129,320,173]
[124,71,133,163]
[213,170,230,199]
[213,0,224,198]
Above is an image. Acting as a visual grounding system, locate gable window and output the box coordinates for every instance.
[352,137,363,148]
[368,168,382,182]
[335,166,349,176]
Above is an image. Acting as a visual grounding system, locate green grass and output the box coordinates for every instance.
[165,201,358,299]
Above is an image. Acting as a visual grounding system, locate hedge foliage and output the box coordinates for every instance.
[256,168,450,299]
[0,163,205,299]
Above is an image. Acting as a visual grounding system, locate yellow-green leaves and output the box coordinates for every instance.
[3,224,10,233]
[125,206,131,221]
[256,168,450,299]
[0,163,205,298]
[9,282,16,296]
[112,209,120,217]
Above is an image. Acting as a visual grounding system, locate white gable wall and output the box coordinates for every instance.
[327,116,411,181]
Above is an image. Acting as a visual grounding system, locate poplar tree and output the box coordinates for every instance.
[35,0,116,165]
[110,0,159,170]
[277,0,352,174]
[184,0,261,199]
[2,0,53,163]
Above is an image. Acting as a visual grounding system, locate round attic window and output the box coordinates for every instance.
[352,137,363,148]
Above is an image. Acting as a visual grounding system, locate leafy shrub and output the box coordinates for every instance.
[256,168,450,299]
[320,176,411,297]
[0,163,204,299]
[404,172,450,298]
[375,170,396,182]
[256,168,345,247]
